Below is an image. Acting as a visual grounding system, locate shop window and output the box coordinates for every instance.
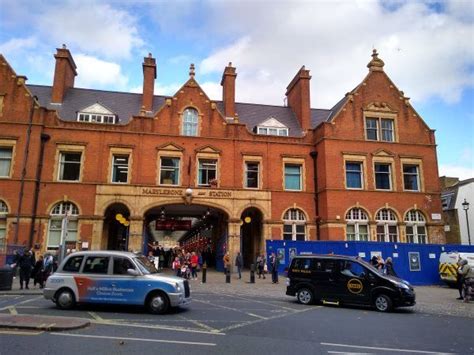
[376,209,398,242]
[182,108,199,136]
[405,210,427,244]
[283,208,306,241]
[58,152,82,181]
[160,157,180,185]
[0,147,13,177]
[111,155,129,183]
[47,202,79,248]
[345,208,369,241]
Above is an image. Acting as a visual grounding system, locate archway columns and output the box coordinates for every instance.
[227,219,242,272]
[128,216,145,252]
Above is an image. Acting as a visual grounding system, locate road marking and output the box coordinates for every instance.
[7,306,17,315]
[219,293,300,312]
[327,352,372,354]
[88,312,104,322]
[90,319,225,335]
[0,296,42,311]
[177,315,218,332]
[0,330,43,336]
[321,342,455,354]
[194,298,267,319]
[50,332,217,346]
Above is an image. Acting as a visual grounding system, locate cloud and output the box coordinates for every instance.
[199,1,474,107]
[0,37,36,57]
[35,1,143,59]
[130,82,182,96]
[439,164,474,180]
[75,54,128,89]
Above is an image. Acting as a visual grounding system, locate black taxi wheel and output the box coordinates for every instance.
[55,289,76,310]
[147,292,170,315]
[374,294,393,312]
[297,288,314,305]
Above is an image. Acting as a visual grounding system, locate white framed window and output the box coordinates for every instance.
[376,209,398,242]
[58,152,82,181]
[111,155,129,183]
[374,163,392,190]
[346,208,369,241]
[245,162,259,189]
[257,126,288,136]
[284,164,302,191]
[47,202,79,248]
[405,210,427,244]
[403,164,420,191]
[345,161,363,189]
[198,159,217,186]
[182,108,199,136]
[0,147,13,177]
[160,157,180,185]
[77,113,116,124]
[283,208,306,241]
[0,200,8,250]
[366,117,394,142]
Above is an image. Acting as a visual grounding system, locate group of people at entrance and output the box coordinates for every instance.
[223,251,281,284]
[10,249,56,289]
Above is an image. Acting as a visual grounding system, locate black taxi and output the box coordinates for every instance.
[286,255,415,312]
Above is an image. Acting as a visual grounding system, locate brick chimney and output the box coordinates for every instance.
[221,62,237,118]
[51,44,77,104]
[142,53,156,112]
[286,66,311,131]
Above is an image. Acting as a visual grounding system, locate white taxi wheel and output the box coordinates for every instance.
[56,289,76,310]
[147,292,170,314]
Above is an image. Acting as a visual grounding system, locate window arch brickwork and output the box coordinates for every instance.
[283,208,306,241]
[376,208,398,242]
[47,201,79,248]
[405,209,427,244]
[345,208,369,241]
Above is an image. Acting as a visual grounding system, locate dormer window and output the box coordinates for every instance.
[256,117,288,136]
[77,103,117,125]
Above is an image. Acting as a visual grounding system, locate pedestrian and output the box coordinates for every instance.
[18,250,33,289]
[223,252,231,275]
[270,252,280,284]
[256,254,264,279]
[190,251,199,280]
[370,255,378,267]
[457,259,473,301]
[384,257,397,277]
[376,255,385,270]
[32,255,45,288]
[235,252,243,279]
[172,256,181,277]
[43,253,54,282]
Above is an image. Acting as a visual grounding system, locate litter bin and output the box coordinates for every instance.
[0,267,14,291]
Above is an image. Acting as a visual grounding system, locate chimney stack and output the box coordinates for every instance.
[221,62,237,118]
[51,44,77,104]
[142,53,156,113]
[286,66,311,131]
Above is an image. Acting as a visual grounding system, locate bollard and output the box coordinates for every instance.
[226,269,231,283]
[202,263,207,283]
[250,263,255,284]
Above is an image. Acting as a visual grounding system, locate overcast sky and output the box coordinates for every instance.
[1,0,473,179]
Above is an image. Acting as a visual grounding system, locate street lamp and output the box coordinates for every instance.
[462,199,471,246]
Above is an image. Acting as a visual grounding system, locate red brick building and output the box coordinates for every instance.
[0,46,445,265]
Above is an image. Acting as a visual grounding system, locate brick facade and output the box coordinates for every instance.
[0,47,445,263]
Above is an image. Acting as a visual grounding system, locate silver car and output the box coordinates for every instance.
[44,250,190,314]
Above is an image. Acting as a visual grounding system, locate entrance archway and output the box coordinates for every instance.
[103,203,130,251]
[240,207,263,268]
[143,204,229,270]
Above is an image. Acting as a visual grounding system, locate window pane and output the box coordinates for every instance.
[283,224,292,240]
[346,162,362,188]
[160,157,180,185]
[113,257,135,275]
[366,118,378,140]
[359,225,369,241]
[0,147,13,177]
[198,159,217,185]
[375,163,391,189]
[403,165,419,191]
[63,256,84,272]
[59,152,81,181]
[83,256,110,274]
[183,108,198,136]
[285,164,301,190]
[112,155,129,183]
[346,224,355,241]
[245,162,259,188]
[381,119,394,142]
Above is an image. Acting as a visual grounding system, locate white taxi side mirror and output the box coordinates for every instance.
[127,268,139,276]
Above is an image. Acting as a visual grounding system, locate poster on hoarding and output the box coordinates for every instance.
[409,252,421,271]
[277,248,285,264]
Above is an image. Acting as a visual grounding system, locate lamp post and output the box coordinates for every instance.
[462,199,471,246]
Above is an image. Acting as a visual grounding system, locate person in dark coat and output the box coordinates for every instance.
[384,257,397,277]
[18,250,34,289]
[32,255,45,288]
[270,252,280,284]
[235,252,243,279]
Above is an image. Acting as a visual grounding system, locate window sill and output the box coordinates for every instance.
[159,183,180,187]
[57,180,81,183]
[284,189,303,192]
[346,187,364,190]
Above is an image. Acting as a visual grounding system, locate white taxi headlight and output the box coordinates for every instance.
[175,282,182,292]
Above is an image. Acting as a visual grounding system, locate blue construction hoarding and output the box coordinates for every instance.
[266,240,474,285]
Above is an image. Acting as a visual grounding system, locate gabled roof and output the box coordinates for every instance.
[257,117,288,128]
[78,102,115,115]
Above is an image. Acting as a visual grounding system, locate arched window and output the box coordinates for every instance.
[376,209,398,242]
[0,200,8,249]
[283,208,306,241]
[182,108,199,136]
[405,210,427,244]
[346,208,369,241]
[47,202,79,248]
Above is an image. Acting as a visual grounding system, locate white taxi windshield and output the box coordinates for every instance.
[134,256,159,274]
